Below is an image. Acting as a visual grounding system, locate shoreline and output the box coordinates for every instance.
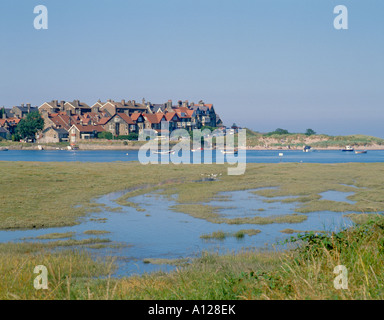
[3,144,384,151]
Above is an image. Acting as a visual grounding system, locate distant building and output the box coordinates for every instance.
[0,127,10,139]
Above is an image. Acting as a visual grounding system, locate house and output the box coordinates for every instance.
[90,100,105,114]
[12,104,38,118]
[99,113,136,136]
[142,113,167,132]
[216,115,224,128]
[100,100,149,117]
[0,119,9,131]
[130,113,145,133]
[164,112,181,131]
[1,107,13,119]
[190,103,217,128]
[173,107,195,131]
[38,127,69,143]
[64,100,92,115]
[4,118,21,134]
[38,100,66,114]
[0,127,10,139]
[68,124,105,140]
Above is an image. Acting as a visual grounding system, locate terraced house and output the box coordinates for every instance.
[1,98,223,141]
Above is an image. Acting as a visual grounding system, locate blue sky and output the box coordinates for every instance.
[0,0,383,137]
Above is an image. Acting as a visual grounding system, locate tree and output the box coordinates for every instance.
[16,111,44,140]
[305,128,316,136]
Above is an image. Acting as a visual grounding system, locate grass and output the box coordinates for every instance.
[280,229,326,234]
[1,162,384,230]
[244,129,384,149]
[83,230,110,235]
[200,229,261,240]
[1,161,384,299]
[30,232,75,240]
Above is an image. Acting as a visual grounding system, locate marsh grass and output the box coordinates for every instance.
[83,230,111,235]
[29,232,76,240]
[2,217,384,299]
[2,162,384,230]
[1,162,384,299]
[200,229,261,240]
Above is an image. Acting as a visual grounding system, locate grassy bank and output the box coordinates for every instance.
[245,130,384,149]
[1,216,384,299]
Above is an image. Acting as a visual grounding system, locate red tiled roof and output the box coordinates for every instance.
[143,113,165,124]
[117,113,135,125]
[98,117,111,125]
[165,112,179,122]
[130,113,142,121]
[7,118,21,125]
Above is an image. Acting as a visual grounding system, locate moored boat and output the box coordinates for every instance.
[341,145,354,152]
[153,150,175,155]
[221,149,238,155]
[355,150,367,154]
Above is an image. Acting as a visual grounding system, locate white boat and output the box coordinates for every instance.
[38,145,44,150]
[221,149,238,155]
[0,147,8,151]
[153,150,175,155]
[342,145,354,152]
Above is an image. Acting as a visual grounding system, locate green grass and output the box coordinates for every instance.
[244,128,384,148]
[29,232,76,240]
[83,230,110,235]
[1,161,384,299]
[200,229,261,240]
[2,162,384,230]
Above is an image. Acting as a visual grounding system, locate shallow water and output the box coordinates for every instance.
[0,188,361,277]
[1,149,383,163]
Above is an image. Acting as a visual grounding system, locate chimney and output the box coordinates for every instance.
[27,103,31,113]
[121,99,125,105]
[132,100,136,105]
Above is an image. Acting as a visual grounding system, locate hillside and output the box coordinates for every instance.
[245,129,384,150]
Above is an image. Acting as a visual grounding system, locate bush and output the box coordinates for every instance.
[116,133,138,141]
[97,132,113,140]
[264,128,290,136]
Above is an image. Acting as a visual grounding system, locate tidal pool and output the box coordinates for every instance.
[0,188,362,277]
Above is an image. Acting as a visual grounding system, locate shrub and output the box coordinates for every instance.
[97,132,113,140]
[116,133,138,141]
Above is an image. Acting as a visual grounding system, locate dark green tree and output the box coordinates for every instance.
[305,128,316,136]
[16,111,44,140]
[272,128,289,135]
